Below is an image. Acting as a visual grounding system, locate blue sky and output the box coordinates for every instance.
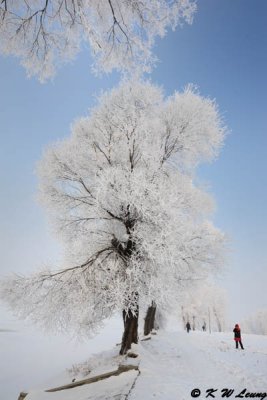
[0,0,266,322]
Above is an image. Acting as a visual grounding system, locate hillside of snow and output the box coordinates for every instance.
[11,329,267,400]
[0,311,122,400]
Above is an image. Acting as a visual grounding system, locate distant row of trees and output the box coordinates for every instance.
[242,310,267,335]
[180,282,227,333]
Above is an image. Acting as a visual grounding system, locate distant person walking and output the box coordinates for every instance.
[186,322,191,333]
[233,324,244,349]
[202,322,206,332]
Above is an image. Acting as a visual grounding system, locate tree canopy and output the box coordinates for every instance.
[1,80,226,338]
[0,0,196,81]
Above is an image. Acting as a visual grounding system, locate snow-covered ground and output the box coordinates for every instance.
[0,310,122,400]
[2,317,266,400]
[130,330,267,399]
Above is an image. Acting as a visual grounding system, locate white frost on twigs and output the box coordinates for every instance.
[0,80,226,337]
[0,0,197,81]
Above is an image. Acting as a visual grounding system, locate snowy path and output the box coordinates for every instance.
[3,328,267,400]
[129,331,267,400]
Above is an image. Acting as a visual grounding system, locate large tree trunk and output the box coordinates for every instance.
[144,301,157,336]
[120,307,139,355]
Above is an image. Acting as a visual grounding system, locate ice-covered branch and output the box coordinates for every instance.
[1,80,226,339]
[0,0,197,80]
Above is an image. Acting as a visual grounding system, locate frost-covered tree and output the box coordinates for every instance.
[242,309,267,335]
[180,281,228,332]
[0,81,225,354]
[0,0,196,81]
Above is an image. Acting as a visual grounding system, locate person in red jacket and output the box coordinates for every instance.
[233,324,244,349]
